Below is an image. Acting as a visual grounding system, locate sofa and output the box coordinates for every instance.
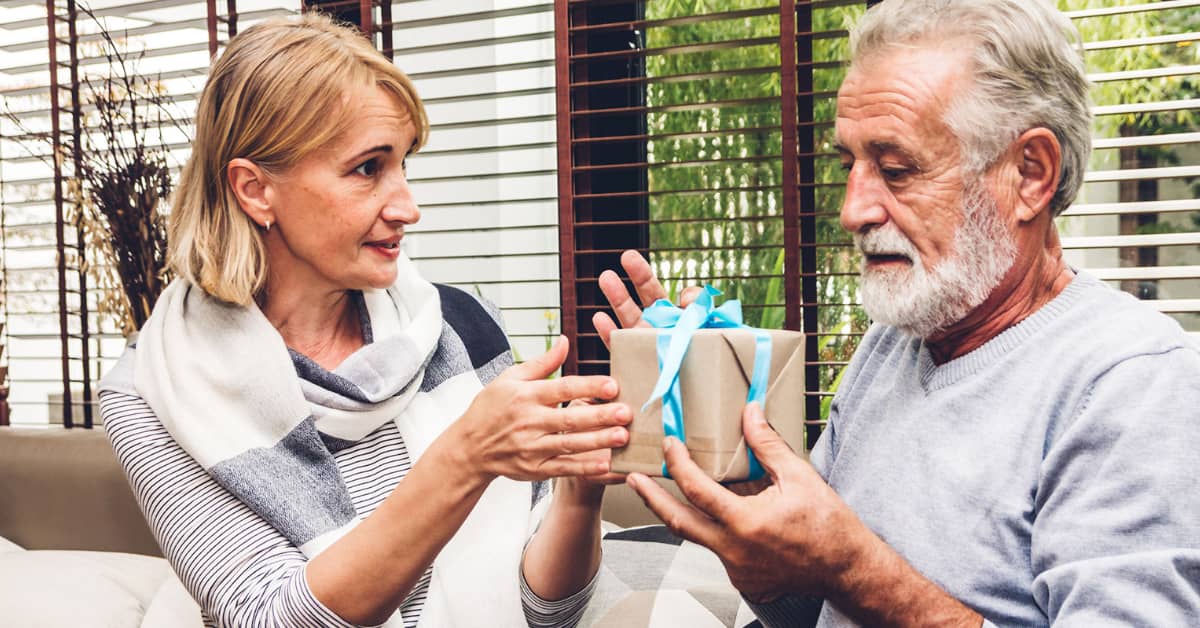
[0,426,203,627]
[0,426,755,627]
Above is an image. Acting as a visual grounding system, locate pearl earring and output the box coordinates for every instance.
[265,219,271,232]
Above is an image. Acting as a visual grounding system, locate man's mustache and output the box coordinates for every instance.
[854,225,919,263]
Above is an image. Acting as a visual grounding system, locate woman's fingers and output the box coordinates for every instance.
[536,375,618,405]
[538,455,610,478]
[537,450,630,480]
[507,335,569,381]
[543,401,631,433]
[582,472,629,485]
[540,426,628,456]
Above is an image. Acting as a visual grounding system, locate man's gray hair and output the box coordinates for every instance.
[850,0,1092,216]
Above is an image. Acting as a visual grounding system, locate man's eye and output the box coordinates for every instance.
[354,159,380,177]
[839,161,853,172]
[881,167,909,181]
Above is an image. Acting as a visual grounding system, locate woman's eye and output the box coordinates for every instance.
[354,159,380,177]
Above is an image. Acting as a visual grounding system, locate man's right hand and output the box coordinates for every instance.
[594,249,702,348]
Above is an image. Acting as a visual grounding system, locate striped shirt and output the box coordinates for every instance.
[101,389,594,627]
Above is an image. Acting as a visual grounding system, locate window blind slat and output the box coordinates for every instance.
[1092,132,1200,150]
[1063,199,1200,216]
[1064,0,1200,20]
[1090,65,1200,83]
[1090,266,1200,281]
[1093,98,1200,117]
[1062,233,1200,249]
[1083,165,1200,182]
[1082,32,1200,52]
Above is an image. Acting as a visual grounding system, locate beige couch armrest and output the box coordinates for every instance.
[0,426,161,556]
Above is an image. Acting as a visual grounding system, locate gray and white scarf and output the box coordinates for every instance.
[105,254,540,627]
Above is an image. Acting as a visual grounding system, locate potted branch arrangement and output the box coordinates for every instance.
[5,5,181,335]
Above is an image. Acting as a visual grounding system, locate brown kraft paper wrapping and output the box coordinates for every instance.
[609,327,806,482]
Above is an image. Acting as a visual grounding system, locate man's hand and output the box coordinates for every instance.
[594,250,702,347]
[626,403,984,627]
[625,402,860,602]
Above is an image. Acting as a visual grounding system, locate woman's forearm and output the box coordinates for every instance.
[521,478,605,600]
[305,433,492,625]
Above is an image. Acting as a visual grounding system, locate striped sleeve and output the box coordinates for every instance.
[520,567,598,628]
[100,390,369,628]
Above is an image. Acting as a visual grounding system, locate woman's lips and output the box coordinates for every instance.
[365,238,402,258]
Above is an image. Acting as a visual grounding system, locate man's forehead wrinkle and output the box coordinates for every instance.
[834,100,926,153]
[842,48,969,114]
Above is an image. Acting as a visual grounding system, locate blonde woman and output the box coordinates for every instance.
[98,14,629,628]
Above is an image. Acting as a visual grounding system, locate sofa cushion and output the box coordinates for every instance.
[0,535,22,554]
[585,525,760,627]
[0,550,202,628]
[0,427,160,555]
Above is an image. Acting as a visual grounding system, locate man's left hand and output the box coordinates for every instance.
[625,402,867,603]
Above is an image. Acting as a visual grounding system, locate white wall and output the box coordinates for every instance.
[1,0,562,424]
[394,0,561,362]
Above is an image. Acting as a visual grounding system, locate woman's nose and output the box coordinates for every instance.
[382,174,420,224]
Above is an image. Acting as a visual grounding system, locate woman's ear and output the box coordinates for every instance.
[227,158,274,229]
[1012,128,1062,223]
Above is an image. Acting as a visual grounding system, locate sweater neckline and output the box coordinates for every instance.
[917,270,1096,392]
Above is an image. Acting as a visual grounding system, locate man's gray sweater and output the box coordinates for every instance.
[756,271,1200,627]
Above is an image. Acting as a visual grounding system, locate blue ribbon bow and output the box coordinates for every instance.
[641,286,771,481]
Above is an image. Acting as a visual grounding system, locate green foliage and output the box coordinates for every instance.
[643,1,868,416]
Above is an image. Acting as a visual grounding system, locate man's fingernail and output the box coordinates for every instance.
[663,437,673,452]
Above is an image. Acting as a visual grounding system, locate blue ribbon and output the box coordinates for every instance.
[641,286,771,481]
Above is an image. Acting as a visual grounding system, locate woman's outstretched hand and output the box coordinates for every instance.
[593,250,702,348]
[453,335,631,482]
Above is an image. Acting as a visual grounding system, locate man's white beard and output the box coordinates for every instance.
[854,181,1018,339]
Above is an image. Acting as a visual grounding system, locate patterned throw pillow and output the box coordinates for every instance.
[582,525,763,628]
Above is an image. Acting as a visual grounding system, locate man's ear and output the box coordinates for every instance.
[227,158,274,228]
[1012,128,1062,223]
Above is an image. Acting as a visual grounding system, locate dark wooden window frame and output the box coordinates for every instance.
[555,0,884,446]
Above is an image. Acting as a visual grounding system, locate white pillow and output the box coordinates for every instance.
[583,525,758,628]
[0,550,203,628]
[0,535,22,554]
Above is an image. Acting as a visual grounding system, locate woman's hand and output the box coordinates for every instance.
[451,335,632,483]
[564,398,629,484]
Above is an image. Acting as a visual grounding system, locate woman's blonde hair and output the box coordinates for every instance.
[169,12,428,304]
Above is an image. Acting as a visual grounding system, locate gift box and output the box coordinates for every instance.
[609,290,806,482]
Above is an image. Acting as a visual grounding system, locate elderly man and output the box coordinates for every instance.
[593,0,1200,626]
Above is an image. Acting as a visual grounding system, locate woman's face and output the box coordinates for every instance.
[264,85,420,296]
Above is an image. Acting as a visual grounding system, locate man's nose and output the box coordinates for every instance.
[840,163,890,234]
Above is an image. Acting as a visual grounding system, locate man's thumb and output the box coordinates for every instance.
[743,402,796,478]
